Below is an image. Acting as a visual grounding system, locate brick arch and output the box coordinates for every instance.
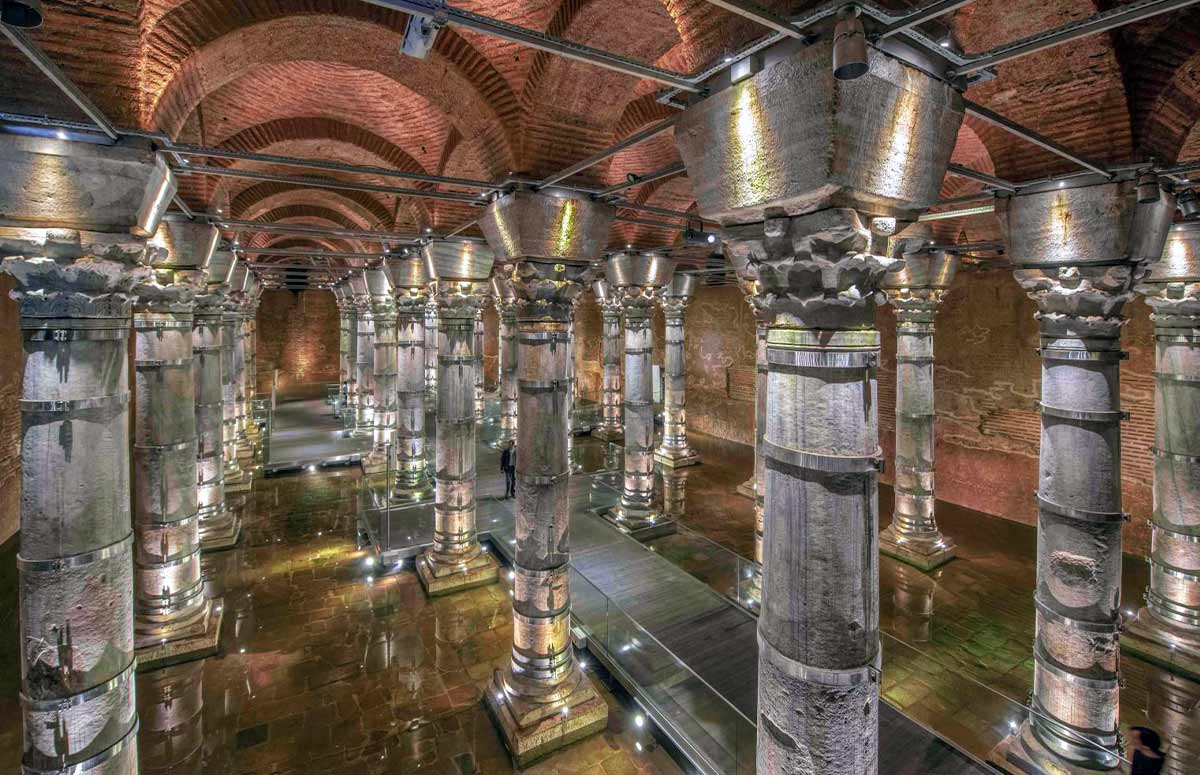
[240,208,372,254]
[149,15,516,177]
[952,0,1133,179]
[232,184,391,230]
[212,121,437,228]
[1117,8,1200,163]
[1137,48,1200,164]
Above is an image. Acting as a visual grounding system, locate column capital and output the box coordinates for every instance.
[1138,222,1200,320]
[1,231,156,317]
[510,260,593,321]
[725,208,899,329]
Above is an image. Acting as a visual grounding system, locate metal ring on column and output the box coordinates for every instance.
[767,348,877,370]
[1036,403,1129,423]
[1036,494,1128,524]
[17,532,134,571]
[763,439,884,475]
[20,393,130,416]
[1037,347,1128,362]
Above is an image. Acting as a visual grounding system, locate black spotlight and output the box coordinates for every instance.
[1136,171,1162,204]
[1180,189,1199,220]
[1,0,43,27]
[832,6,869,81]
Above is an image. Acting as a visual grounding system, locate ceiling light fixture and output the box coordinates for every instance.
[1180,189,1199,220]
[832,6,869,81]
[1,0,42,28]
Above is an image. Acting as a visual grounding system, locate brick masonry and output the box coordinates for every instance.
[255,289,340,399]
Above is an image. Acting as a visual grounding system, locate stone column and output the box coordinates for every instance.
[591,279,623,442]
[386,256,434,501]
[726,210,895,775]
[878,247,958,571]
[0,133,176,775]
[480,189,613,767]
[673,37,966,775]
[241,277,262,453]
[195,250,240,551]
[493,274,518,447]
[132,217,220,665]
[475,299,488,420]
[220,265,248,493]
[351,272,375,432]
[992,177,1174,775]
[602,253,676,539]
[655,273,700,467]
[335,284,355,412]
[365,267,398,475]
[424,300,438,409]
[417,242,499,596]
[1125,221,1200,680]
[744,306,768,609]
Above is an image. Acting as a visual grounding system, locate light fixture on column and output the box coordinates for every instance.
[832,5,869,81]
[682,217,719,246]
[1,0,42,27]
[1180,189,1199,220]
[400,13,443,59]
[1136,170,1162,204]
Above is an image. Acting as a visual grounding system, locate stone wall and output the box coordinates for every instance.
[255,289,339,399]
[0,278,20,545]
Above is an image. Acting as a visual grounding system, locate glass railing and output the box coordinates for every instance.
[569,566,756,775]
[640,521,1131,771]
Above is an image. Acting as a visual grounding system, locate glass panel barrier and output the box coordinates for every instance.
[569,565,755,775]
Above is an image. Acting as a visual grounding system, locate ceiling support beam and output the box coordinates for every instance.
[359,0,700,91]
[946,163,1017,191]
[875,0,975,40]
[209,217,422,243]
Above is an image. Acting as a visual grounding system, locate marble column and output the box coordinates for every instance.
[727,211,895,775]
[221,265,248,493]
[386,256,434,501]
[351,272,375,432]
[743,300,768,609]
[992,177,1174,775]
[424,301,438,409]
[417,242,499,596]
[591,279,623,442]
[474,299,488,421]
[480,189,613,767]
[878,246,958,571]
[195,251,240,551]
[493,273,518,447]
[1125,220,1200,680]
[673,37,965,775]
[655,273,700,467]
[336,282,358,418]
[602,253,676,539]
[241,277,262,454]
[132,216,220,665]
[365,266,398,475]
[0,133,176,775]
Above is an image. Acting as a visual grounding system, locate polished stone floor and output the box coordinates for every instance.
[0,468,683,775]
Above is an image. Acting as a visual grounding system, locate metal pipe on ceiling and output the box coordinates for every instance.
[358,0,700,92]
[208,216,424,243]
[946,163,1017,191]
[537,118,676,188]
[700,0,805,38]
[597,162,687,196]
[949,0,1200,76]
[963,101,1110,177]
[238,247,383,260]
[178,164,486,204]
[874,0,974,40]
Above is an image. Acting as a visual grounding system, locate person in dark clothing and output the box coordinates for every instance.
[1129,726,1165,775]
[501,441,516,499]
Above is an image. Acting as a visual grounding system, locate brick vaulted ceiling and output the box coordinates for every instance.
[3,0,1200,257]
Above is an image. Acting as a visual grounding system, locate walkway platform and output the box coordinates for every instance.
[264,397,371,473]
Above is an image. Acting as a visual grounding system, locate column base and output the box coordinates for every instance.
[654,446,700,468]
[598,505,676,541]
[135,598,224,672]
[416,549,499,597]
[989,722,1118,775]
[1121,608,1200,682]
[879,527,956,572]
[391,480,434,504]
[199,507,242,552]
[484,670,608,768]
[735,477,756,499]
[591,427,623,443]
[360,450,392,475]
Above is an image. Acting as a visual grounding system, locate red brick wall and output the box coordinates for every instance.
[0,278,21,545]
[255,289,339,399]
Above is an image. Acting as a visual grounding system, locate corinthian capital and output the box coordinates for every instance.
[1,231,155,317]
[725,208,898,329]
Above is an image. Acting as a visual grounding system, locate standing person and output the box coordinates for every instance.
[501,440,516,499]
[1129,727,1165,775]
